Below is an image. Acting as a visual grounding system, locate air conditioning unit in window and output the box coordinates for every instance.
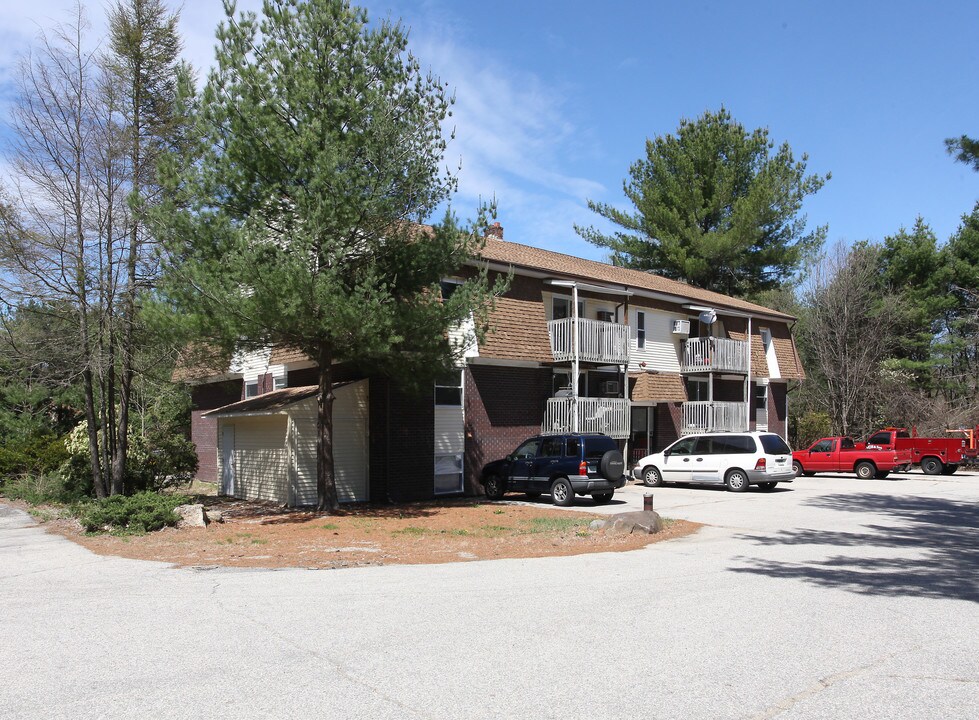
[597,310,614,323]
[672,319,690,335]
[600,380,620,395]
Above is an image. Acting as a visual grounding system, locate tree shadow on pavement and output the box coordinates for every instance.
[730,493,979,603]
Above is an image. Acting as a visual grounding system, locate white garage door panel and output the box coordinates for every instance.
[289,381,369,505]
[233,415,289,502]
[334,381,369,503]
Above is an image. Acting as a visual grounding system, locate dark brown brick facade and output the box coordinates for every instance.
[463,364,552,490]
[191,381,242,483]
[369,376,436,503]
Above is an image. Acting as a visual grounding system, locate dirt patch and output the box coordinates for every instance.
[27,497,700,570]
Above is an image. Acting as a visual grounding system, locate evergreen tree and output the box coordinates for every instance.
[153,0,503,512]
[576,107,829,299]
[105,0,186,495]
[945,135,979,172]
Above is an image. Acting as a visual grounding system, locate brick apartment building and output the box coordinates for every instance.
[178,225,805,506]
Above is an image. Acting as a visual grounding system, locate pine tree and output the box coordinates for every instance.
[153,0,503,512]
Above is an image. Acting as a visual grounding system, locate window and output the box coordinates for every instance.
[637,311,646,349]
[435,371,463,406]
[245,381,258,398]
[711,435,756,454]
[760,327,772,348]
[686,377,708,401]
[812,439,834,453]
[759,434,792,454]
[540,437,564,457]
[566,437,580,458]
[434,454,463,494]
[513,439,541,460]
[552,296,584,320]
[552,370,585,397]
[668,437,697,455]
[273,376,287,390]
[440,279,462,301]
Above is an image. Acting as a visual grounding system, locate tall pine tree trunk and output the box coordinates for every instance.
[316,342,340,512]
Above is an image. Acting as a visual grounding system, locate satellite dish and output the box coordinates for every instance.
[699,309,717,325]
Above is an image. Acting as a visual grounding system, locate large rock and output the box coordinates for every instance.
[174,504,208,528]
[594,510,662,535]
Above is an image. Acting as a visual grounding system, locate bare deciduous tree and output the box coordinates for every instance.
[799,240,899,437]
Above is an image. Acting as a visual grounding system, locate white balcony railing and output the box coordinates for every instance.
[681,401,748,434]
[681,337,749,374]
[548,318,630,365]
[542,397,630,439]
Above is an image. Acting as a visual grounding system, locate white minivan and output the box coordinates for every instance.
[632,431,795,492]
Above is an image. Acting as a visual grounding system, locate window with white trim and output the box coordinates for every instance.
[245,380,259,398]
[636,311,646,349]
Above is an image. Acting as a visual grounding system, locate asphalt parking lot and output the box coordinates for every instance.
[2,470,978,719]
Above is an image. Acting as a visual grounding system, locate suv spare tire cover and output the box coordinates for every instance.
[599,450,625,481]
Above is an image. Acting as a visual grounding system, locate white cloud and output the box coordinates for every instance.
[0,0,612,257]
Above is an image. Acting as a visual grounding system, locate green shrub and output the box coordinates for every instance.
[60,422,199,496]
[793,411,833,449]
[78,492,185,534]
[0,473,66,504]
[0,434,69,485]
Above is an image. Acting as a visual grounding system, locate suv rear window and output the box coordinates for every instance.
[583,436,616,460]
[759,434,791,454]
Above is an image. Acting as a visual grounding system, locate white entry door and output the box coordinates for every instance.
[221,425,235,496]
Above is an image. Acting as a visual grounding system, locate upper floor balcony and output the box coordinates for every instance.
[680,401,748,435]
[681,336,749,374]
[542,396,630,439]
[548,317,630,365]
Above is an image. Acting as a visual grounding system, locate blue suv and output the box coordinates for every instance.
[480,433,627,506]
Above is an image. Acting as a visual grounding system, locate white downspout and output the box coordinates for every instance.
[572,283,580,433]
[746,316,752,431]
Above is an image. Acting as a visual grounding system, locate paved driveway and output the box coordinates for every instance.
[2,472,978,719]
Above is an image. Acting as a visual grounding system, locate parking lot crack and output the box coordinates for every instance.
[750,649,911,719]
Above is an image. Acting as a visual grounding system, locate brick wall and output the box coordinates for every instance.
[464,364,552,491]
[655,403,682,450]
[369,376,436,503]
[191,381,242,483]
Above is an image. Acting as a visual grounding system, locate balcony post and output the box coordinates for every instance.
[572,283,579,433]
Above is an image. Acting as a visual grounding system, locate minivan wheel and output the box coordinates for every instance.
[551,478,574,507]
[642,466,663,487]
[483,474,506,500]
[592,492,613,504]
[725,469,750,493]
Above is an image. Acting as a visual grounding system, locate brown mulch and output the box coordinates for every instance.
[15,496,701,571]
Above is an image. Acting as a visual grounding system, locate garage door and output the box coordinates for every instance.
[227,414,289,503]
[290,380,369,504]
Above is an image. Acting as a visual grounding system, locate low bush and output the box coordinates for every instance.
[0,473,67,505]
[0,434,70,484]
[78,492,186,534]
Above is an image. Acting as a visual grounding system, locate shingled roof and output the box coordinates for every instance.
[475,237,796,322]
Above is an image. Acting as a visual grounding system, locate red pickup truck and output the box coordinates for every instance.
[865,427,979,475]
[792,436,912,479]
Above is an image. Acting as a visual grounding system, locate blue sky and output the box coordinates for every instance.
[1,0,977,262]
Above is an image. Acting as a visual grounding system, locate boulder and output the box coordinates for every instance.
[595,510,662,535]
[174,504,208,528]
[204,509,224,524]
